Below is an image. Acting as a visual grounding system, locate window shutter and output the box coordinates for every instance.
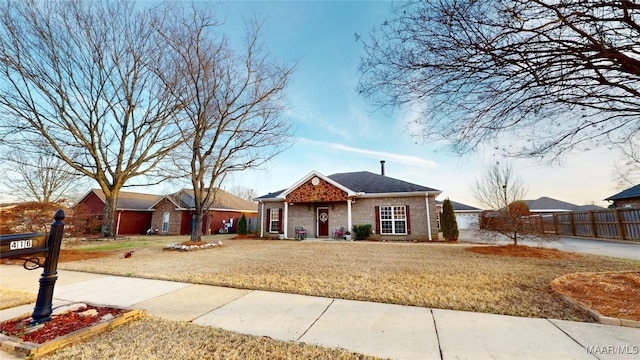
[375,206,380,234]
[406,205,411,234]
[266,208,271,231]
[278,209,283,233]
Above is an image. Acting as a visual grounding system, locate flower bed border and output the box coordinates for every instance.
[163,241,223,252]
[0,306,144,359]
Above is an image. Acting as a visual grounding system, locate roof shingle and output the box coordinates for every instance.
[605,184,640,201]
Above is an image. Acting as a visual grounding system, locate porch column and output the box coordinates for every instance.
[260,202,264,237]
[425,195,433,241]
[283,201,289,239]
[347,199,352,234]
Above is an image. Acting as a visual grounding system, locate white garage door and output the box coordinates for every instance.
[455,213,479,230]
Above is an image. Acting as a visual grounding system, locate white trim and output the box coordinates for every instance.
[356,191,442,198]
[284,202,289,239]
[426,196,432,241]
[378,205,408,235]
[347,200,352,234]
[278,170,356,199]
[260,202,264,237]
[116,211,122,236]
[149,195,181,210]
[162,212,170,233]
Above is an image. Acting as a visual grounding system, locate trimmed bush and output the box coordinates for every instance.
[237,214,248,235]
[352,224,372,240]
[441,198,459,241]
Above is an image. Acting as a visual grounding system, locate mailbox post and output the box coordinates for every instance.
[31,210,65,324]
[0,210,65,324]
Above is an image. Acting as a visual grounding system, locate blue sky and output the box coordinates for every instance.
[202,0,620,208]
[0,1,621,208]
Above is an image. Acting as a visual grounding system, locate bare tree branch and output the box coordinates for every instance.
[358,0,640,160]
[0,0,186,237]
[157,9,294,241]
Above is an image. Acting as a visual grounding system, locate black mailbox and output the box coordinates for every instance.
[0,233,48,259]
[1,210,66,324]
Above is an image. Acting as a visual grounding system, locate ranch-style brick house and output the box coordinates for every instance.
[74,189,162,235]
[149,188,258,235]
[255,168,442,241]
[74,188,257,236]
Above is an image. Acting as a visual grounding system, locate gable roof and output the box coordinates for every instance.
[524,197,577,212]
[280,171,356,198]
[605,184,640,201]
[328,171,439,194]
[77,189,163,211]
[165,188,258,212]
[255,170,440,200]
[436,200,481,211]
[522,196,605,212]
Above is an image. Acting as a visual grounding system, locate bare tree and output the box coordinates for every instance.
[0,1,186,237]
[473,162,527,211]
[0,148,81,203]
[228,186,259,202]
[358,1,640,160]
[612,135,640,190]
[473,162,545,245]
[159,11,293,241]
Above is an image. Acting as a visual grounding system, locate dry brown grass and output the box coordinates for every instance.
[45,315,380,360]
[57,237,640,322]
[0,287,36,310]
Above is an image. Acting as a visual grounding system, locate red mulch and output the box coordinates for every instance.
[467,244,580,259]
[0,305,125,344]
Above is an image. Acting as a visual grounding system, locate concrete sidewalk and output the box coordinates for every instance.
[1,265,639,360]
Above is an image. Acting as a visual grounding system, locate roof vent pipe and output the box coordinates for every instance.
[380,160,385,176]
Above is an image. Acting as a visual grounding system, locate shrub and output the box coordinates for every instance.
[441,198,459,241]
[237,214,248,235]
[352,224,372,240]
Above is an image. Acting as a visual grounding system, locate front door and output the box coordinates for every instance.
[318,207,329,237]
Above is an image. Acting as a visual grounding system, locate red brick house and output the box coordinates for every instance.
[149,188,258,235]
[73,189,162,235]
[74,188,258,236]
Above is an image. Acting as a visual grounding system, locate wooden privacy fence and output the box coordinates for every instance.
[553,208,640,242]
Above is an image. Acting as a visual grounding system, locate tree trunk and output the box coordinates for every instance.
[101,195,118,238]
[513,231,518,246]
[190,205,204,242]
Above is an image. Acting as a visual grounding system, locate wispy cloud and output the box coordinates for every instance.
[296,138,439,169]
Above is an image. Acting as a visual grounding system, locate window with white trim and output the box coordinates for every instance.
[269,208,280,233]
[162,212,170,232]
[379,206,407,234]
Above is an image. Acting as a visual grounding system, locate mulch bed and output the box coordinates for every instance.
[551,271,640,322]
[0,305,125,344]
[467,244,580,259]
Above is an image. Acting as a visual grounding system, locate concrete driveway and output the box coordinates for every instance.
[458,230,640,260]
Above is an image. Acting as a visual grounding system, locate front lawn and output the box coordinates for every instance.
[56,237,640,322]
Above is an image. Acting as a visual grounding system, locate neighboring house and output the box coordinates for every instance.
[523,197,605,214]
[605,184,640,208]
[435,200,482,230]
[149,188,259,236]
[74,189,162,235]
[254,169,442,241]
[74,188,258,236]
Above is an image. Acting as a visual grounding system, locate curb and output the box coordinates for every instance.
[550,280,640,329]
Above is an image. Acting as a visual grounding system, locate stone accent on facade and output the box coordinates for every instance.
[257,195,440,241]
[286,177,350,203]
